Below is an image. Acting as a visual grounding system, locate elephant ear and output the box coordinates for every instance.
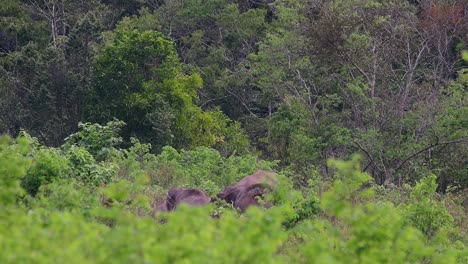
[181,193,211,206]
[234,183,272,212]
[217,186,242,205]
[183,189,205,197]
[166,188,182,211]
[155,202,168,212]
[245,183,272,196]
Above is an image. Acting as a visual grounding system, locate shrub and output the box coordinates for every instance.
[0,131,465,263]
[66,145,118,187]
[63,120,125,161]
[291,155,459,263]
[403,175,454,238]
[0,135,31,204]
[140,145,276,190]
[34,179,100,216]
[21,147,71,196]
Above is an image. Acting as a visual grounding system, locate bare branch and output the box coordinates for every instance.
[353,141,381,173]
[200,95,231,108]
[226,89,258,118]
[395,137,468,172]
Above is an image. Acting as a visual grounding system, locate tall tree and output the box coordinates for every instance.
[87,29,248,152]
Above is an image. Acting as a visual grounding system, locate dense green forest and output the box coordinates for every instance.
[0,0,467,262]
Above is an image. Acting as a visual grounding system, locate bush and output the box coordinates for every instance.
[0,131,465,263]
[0,135,31,204]
[137,145,276,191]
[66,145,118,187]
[21,147,71,196]
[288,155,462,263]
[34,179,100,216]
[403,175,454,238]
[63,120,125,161]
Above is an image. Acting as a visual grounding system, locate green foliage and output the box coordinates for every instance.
[21,147,71,196]
[0,135,31,204]
[430,76,468,191]
[67,147,118,187]
[404,175,454,238]
[34,179,100,215]
[63,123,120,187]
[0,0,466,193]
[0,208,107,263]
[218,4,267,51]
[0,130,466,263]
[151,205,290,263]
[64,120,125,161]
[0,42,77,145]
[0,0,48,51]
[289,155,461,263]
[462,50,468,62]
[273,176,321,229]
[214,119,250,156]
[88,28,196,149]
[0,204,292,263]
[266,100,352,184]
[322,155,373,217]
[0,1,112,145]
[0,1,467,262]
[88,28,248,152]
[268,103,310,161]
[129,144,275,193]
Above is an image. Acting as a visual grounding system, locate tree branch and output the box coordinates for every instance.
[394,137,468,172]
[353,141,381,173]
[200,95,231,108]
[226,89,258,118]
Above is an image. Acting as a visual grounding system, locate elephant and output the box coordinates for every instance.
[154,187,211,213]
[217,170,277,212]
[233,183,273,212]
[153,201,168,212]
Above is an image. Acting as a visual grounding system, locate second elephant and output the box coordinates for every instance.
[217,170,277,212]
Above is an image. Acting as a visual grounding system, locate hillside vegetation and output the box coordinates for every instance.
[0,0,467,262]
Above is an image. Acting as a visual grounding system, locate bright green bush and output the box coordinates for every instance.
[21,147,71,196]
[87,29,250,153]
[136,145,276,193]
[403,175,454,238]
[277,182,321,229]
[0,135,31,204]
[34,179,100,216]
[66,145,118,187]
[287,155,463,263]
[63,120,125,161]
[0,206,291,264]
[0,132,465,264]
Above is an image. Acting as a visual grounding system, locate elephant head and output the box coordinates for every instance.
[233,183,273,212]
[217,170,277,211]
[165,188,211,211]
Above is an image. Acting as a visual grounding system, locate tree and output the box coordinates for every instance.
[0,43,78,145]
[0,0,48,53]
[0,0,113,145]
[87,29,248,152]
